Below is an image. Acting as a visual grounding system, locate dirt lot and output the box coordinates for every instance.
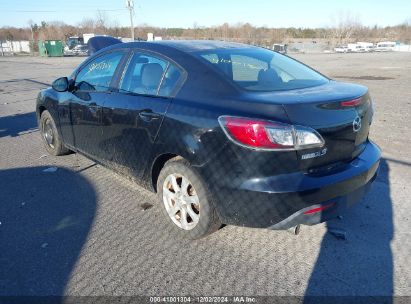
[0,52,410,299]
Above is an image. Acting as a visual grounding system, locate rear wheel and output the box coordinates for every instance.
[40,110,69,156]
[157,159,221,239]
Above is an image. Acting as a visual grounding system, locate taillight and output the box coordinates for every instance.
[218,116,324,151]
[341,97,362,107]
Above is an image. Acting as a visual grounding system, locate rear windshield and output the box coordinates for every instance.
[195,48,328,91]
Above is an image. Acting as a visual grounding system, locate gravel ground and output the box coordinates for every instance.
[0,52,410,300]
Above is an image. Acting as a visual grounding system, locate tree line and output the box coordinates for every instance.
[1,12,410,47]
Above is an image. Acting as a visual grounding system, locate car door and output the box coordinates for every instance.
[67,50,126,159]
[100,50,185,179]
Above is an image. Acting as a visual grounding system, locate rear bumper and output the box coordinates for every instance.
[203,140,381,228]
[268,172,376,229]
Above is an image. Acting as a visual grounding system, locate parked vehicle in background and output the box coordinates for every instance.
[87,36,122,56]
[64,36,83,55]
[375,41,396,52]
[348,43,366,52]
[334,46,349,53]
[64,35,96,56]
[357,42,374,52]
[72,44,88,56]
[64,44,88,56]
[272,43,287,54]
[36,40,381,239]
[66,36,84,50]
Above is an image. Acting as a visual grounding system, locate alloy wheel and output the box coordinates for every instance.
[162,173,200,230]
[42,118,55,149]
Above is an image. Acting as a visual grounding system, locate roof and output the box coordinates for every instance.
[124,40,257,53]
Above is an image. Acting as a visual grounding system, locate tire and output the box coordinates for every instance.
[157,158,221,239]
[39,110,70,156]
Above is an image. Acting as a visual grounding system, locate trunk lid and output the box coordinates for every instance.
[253,81,373,173]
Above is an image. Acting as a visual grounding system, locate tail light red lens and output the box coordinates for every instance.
[219,116,291,149]
[218,116,324,151]
[341,98,362,107]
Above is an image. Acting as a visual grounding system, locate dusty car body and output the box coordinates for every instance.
[36,40,381,238]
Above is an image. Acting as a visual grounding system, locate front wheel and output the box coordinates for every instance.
[157,159,221,239]
[40,110,69,156]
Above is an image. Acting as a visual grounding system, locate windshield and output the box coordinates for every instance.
[195,48,328,91]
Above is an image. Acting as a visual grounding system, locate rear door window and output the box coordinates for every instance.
[120,53,166,96]
[158,64,183,96]
[120,52,183,97]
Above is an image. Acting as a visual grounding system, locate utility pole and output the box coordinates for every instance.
[126,0,135,41]
[28,20,35,56]
[30,27,34,56]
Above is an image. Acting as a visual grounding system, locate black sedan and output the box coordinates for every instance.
[36,40,381,239]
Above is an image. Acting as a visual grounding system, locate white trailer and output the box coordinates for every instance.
[375,41,396,52]
[347,43,365,52]
[357,42,374,52]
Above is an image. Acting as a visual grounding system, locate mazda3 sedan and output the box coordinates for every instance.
[36,40,381,239]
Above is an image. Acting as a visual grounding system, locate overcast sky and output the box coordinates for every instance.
[0,0,410,28]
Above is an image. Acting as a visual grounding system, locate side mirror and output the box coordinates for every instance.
[52,77,69,92]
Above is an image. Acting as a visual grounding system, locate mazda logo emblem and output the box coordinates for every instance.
[353,116,362,132]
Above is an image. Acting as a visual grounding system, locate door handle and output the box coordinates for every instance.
[139,110,160,122]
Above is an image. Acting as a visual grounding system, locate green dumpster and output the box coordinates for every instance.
[46,40,63,57]
[38,40,47,57]
[38,40,64,57]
